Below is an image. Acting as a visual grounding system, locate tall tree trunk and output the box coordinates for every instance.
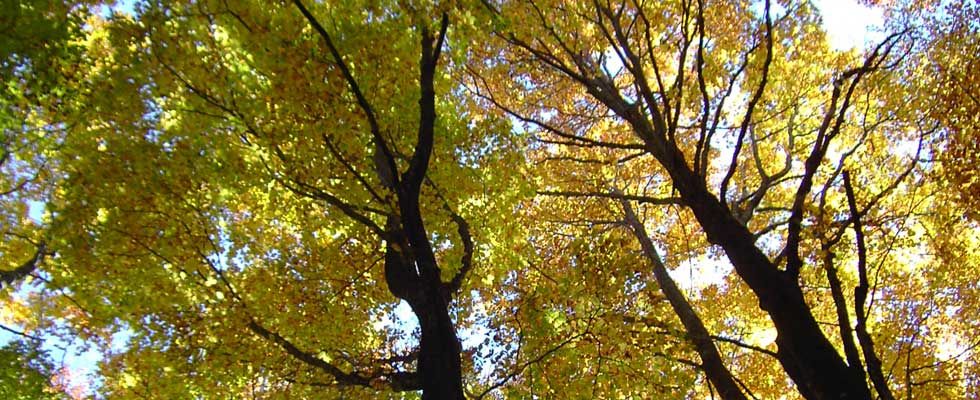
[294,1,463,396]
[656,145,870,400]
[415,298,466,400]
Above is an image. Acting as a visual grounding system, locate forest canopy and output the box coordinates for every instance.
[1,0,978,398]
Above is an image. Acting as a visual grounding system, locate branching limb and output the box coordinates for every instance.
[826,132,925,248]
[321,132,387,204]
[423,177,475,298]
[594,0,670,139]
[783,32,901,278]
[475,331,586,399]
[720,0,773,208]
[821,248,864,376]
[403,13,450,194]
[247,320,421,391]
[258,145,389,230]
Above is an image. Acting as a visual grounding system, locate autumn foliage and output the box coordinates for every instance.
[2,0,978,399]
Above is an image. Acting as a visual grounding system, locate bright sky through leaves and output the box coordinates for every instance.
[814,0,885,49]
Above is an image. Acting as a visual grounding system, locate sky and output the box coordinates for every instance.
[813,0,886,49]
[1,0,888,396]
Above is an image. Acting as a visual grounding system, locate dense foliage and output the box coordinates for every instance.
[0,340,69,399]
[2,0,978,398]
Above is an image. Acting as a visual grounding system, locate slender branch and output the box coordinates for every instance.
[693,0,710,174]
[697,45,754,177]
[709,334,777,358]
[262,159,387,238]
[538,190,681,205]
[291,0,400,189]
[476,331,586,399]
[597,0,670,139]
[720,0,773,208]
[821,248,864,376]
[784,30,907,271]
[425,178,475,297]
[0,323,45,342]
[843,171,896,400]
[618,189,747,400]
[321,132,386,204]
[784,55,880,278]
[465,65,643,151]
[247,320,420,391]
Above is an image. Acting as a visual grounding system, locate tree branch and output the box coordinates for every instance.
[618,190,747,400]
[709,334,777,358]
[538,190,681,205]
[475,331,586,399]
[291,0,400,189]
[247,320,421,391]
[821,248,864,377]
[0,323,45,342]
[843,171,895,400]
[720,0,773,209]
[403,13,449,194]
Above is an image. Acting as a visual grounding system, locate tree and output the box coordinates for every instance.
[7,0,525,398]
[469,0,978,398]
[1,0,978,399]
[922,0,980,217]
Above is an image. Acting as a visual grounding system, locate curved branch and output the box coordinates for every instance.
[0,323,45,342]
[445,208,474,297]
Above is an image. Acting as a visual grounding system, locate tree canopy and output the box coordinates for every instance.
[1,0,978,398]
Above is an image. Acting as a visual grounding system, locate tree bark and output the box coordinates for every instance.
[412,296,465,400]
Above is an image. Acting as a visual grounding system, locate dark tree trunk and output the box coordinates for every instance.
[657,145,871,400]
[414,297,466,400]
[581,74,872,398]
